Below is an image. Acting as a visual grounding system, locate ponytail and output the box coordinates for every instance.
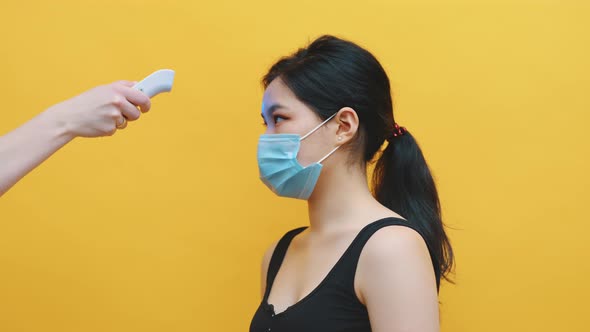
[373,130,454,289]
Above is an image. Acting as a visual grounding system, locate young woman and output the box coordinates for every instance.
[251,35,454,332]
[0,80,150,197]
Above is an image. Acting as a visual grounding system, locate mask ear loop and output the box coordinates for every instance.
[317,145,341,164]
[299,112,341,165]
[300,113,338,141]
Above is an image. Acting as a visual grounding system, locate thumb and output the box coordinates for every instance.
[115,80,138,87]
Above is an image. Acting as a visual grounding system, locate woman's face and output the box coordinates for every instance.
[261,78,337,167]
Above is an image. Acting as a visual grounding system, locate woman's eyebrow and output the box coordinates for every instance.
[261,103,287,119]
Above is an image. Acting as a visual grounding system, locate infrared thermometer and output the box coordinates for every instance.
[133,69,175,98]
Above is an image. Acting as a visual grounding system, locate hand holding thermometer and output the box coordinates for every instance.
[115,69,175,129]
[133,69,175,98]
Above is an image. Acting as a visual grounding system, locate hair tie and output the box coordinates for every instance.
[388,123,407,140]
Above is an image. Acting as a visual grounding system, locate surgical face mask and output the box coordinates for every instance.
[257,113,339,200]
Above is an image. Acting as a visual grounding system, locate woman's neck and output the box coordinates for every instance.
[306,163,381,233]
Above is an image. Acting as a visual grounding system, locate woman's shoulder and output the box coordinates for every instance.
[361,224,429,261]
[354,222,439,329]
[355,223,436,298]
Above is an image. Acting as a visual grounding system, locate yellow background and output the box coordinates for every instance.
[1,1,588,331]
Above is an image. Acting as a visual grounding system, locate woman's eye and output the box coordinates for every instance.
[274,115,286,124]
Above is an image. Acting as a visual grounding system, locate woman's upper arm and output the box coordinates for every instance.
[356,226,440,332]
[260,240,279,299]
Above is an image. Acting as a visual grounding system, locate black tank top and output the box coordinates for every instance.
[250,217,439,332]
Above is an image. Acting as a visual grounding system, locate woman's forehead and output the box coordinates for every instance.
[262,80,297,114]
[263,78,293,101]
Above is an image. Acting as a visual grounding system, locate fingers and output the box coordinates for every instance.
[113,81,151,113]
[97,110,124,137]
[115,116,127,130]
[108,108,127,131]
[113,96,141,121]
[124,86,151,113]
[104,80,153,135]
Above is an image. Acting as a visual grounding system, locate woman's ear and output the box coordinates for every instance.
[334,107,359,145]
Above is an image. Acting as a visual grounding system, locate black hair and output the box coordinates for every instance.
[262,35,454,288]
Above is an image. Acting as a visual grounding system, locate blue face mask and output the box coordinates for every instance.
[257,113,340,200]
